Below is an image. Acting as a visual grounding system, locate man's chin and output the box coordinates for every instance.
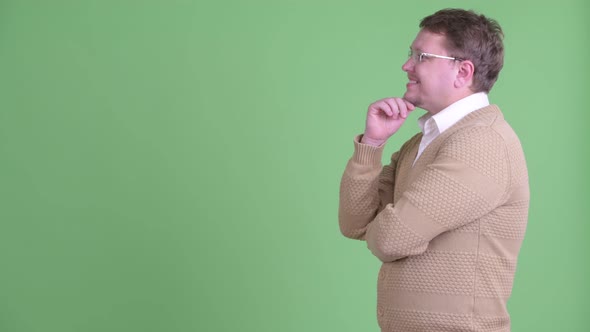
[403,92,419,106]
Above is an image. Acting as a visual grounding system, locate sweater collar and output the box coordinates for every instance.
[418,92,490,135]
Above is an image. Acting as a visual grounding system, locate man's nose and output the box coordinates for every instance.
[402,58,414,72]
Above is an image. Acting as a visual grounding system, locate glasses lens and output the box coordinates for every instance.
[408,50,422,62]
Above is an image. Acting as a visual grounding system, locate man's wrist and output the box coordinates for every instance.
[361,135,386,147]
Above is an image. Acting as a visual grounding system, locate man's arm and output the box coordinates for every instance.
[338,97,414,240]
[338,137,400,240]
[365,126,510,262]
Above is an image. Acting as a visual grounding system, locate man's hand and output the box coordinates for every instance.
[361,98,415,146]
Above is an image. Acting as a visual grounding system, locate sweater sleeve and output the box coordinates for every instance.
[366,126,510,262]
[338,135,400,240]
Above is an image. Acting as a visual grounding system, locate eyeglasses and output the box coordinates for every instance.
[408,49,464,63]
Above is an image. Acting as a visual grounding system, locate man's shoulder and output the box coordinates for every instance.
[457,104,504,128]
[444,104,521,143]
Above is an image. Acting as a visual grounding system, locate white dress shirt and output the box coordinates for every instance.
[414,92,490,165]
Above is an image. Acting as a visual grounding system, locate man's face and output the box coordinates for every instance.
[402,30,459,114]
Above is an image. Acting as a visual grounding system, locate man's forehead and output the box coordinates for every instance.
[410,30,447,51]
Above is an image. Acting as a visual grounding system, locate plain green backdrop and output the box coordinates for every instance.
[0,1,588,331]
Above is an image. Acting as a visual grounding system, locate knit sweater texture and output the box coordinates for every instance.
[339,105,529,332]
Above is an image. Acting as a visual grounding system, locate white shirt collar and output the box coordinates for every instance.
[418,92,490,134]
[413,92,490,166]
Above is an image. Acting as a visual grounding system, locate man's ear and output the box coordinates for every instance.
[455,60,475,89]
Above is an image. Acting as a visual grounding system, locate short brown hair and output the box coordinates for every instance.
[420,9,504,93]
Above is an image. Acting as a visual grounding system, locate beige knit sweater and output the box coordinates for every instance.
[339,105,529,332]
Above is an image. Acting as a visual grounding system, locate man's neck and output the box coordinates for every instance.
[428,90,477,115]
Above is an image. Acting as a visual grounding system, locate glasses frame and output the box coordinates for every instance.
[408,49,465,63]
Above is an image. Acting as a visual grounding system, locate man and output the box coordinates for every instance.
[338,8,529,332]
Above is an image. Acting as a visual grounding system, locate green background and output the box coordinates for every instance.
[1,1,588,331]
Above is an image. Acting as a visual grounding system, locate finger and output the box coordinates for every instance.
[374,100,393,117]
[403,99,416,111]
[393,98,409,118]
[383,99,400,119]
